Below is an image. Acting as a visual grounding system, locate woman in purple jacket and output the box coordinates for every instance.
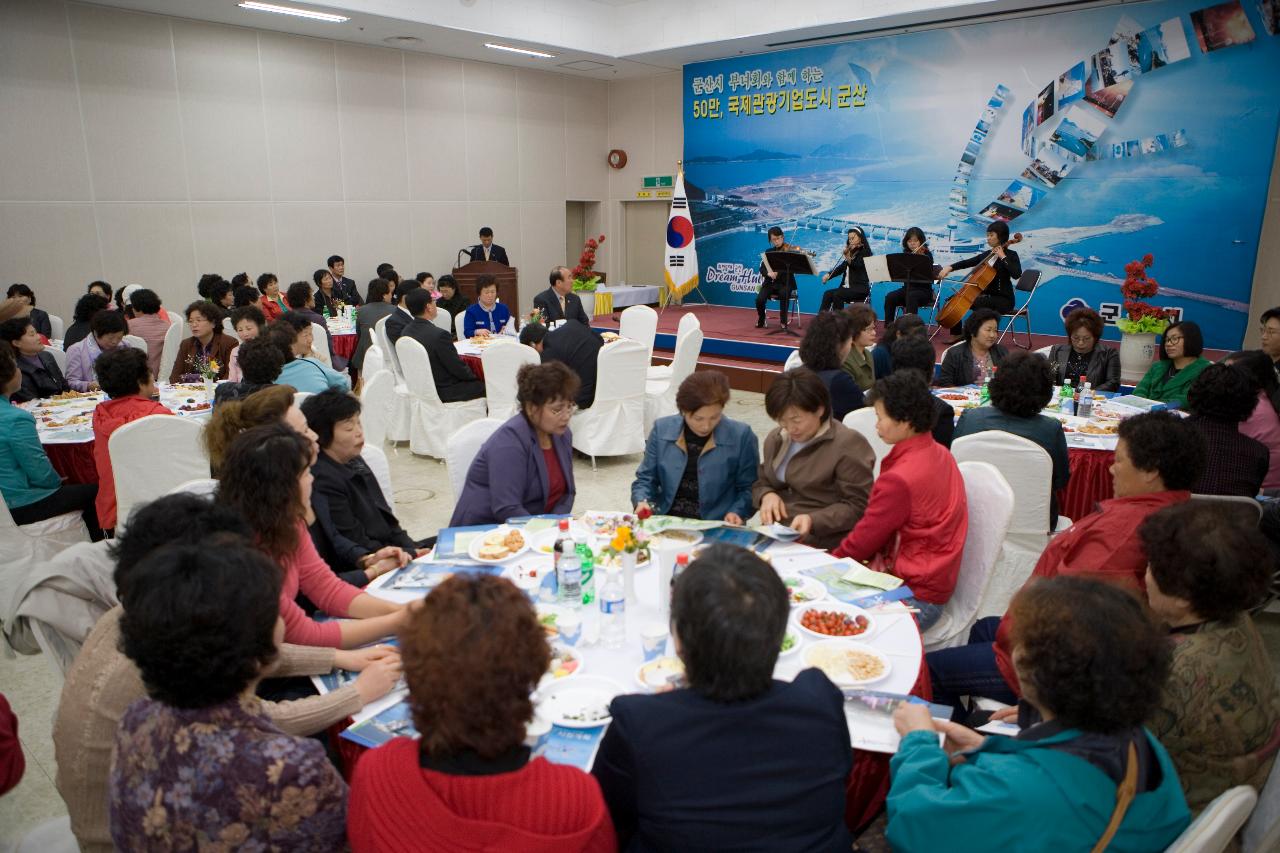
[449,362,579,526]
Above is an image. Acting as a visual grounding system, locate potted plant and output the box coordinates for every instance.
[571,234,606,292]
[1115,254,1173,385]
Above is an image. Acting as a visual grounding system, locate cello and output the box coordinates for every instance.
[935,232,1022,329]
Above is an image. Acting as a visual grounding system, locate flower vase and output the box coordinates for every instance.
[622,550,638,605]
[203,375,214,393]
[1119,332,1158,386]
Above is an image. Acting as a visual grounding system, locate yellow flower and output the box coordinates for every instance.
[208,359,220,371]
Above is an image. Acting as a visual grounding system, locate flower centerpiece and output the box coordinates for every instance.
[571,234,606,292]
[1115,253,1174,384]
[524,306,545,329]
[184,353,220,387]
[607,517,651,603]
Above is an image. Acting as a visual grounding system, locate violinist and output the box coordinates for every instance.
[819,227,873,313]
[882,227,937,321]
[757,227,799,330]
[937,220,1021,341]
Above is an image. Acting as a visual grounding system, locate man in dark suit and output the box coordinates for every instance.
[467,227,509,265]
[383,280,420,346]
[533,266,590,326]
[326,254,363,305]
[401,288,484,402]
[519,321,603,409]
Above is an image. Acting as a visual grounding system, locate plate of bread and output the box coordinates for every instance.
[467,526,529,563]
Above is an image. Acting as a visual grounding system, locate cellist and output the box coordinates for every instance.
[937,220,1022,341]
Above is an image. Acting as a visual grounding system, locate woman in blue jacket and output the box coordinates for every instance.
[631,371,759,523]
[884,577,1190,853]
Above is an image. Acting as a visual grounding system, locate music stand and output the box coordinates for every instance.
[761,249,818,338]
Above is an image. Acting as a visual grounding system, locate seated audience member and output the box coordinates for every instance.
[352,278,395,375]
[402,288,485,402]
[937,308,1006,387]
[1,316,68,402]
[196,273,224,301]
[840,303,879,392]
[1224,350,1280,488]
[54,494,398,852]
[208,277,233,309]
[1185,364,1268,497]
[213,338,284,406]
[752,368,874,550]
[285,280,340,365]
[1133,320,1210,406]
[385,279,420,346]
[256,272,286,321]
[203,384,314,476]
[927,411,1205,710]
[0,345,100,537]
[534,266,591,326]
[269,314,351,394]
[301,391,429,581]
[87,280,112,305]
[326,256,362,306]
[312,268,339,316]
[798,311,864,420]
[217,423,405,648]
[92,348,172,531]
[1140,503,1280,816]
[5,283,51,339]
[520,320,602,409]
[875,313,926,378]
[232,284,259,308]
[169,300,235,384]
[435,275,470,336]
[593,545,852,850]
[886,577,1190,852]
[124,288,169,379]
[226,305,266,382]
[891,336,952,447]
[832,371,966,629]
[65,310,131,391]
[64,293,110,351]
[1046,307,1121,391]
[414,271,434,289]
[463,275,512,338]
[631,371,759,523]
[349,574,614,852]
[953,350,1069,529]
[451,362,577,526]
[107,541,349,850]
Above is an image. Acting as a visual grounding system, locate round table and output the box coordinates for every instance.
[326,319,358,361]
[1057,448,1116,520]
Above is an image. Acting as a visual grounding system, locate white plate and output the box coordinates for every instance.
[541,644,583,687]
[528,524,590,557]
[803,639,891,687]
[634,657,685,692]
[780,573,827,607]
[778,629,802,659]
[467,526,530,563]
[792,601,877,641]
[536,675,624,728]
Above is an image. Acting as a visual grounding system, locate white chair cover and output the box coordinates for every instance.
[570,339,649,465]
[1034,344,1051,357]
[363,340,385,379]
[1243,753,1280,852]
[375,314,412,442]
[481,341,540,421]
[109,415,209,532]
[49,314,65,340]
[431,307,453,335]
[45,345,67,373]
[310,322,332,367]
[360,444,397,515]
[1166,786,1258,853]
[169,311,185,326]
[648,312,703,382]
[157,317,185,382]
[360,369,395,448]
[292,391,313,406]
[924,462,1014,651]
[446,418,505,499]
[14,815,79,853]
[221,317,240,341]
[784,350,803,372]
[0,491,90,641]
[619,304,659,361]
[165,478,218,497]
[123,334,147,354]
[395,337,487,459]
[842,407,891,477]
[644,327,703,433]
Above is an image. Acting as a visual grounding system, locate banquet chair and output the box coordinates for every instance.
[1164,786,1258,853]
[1189,493,1263,525]
[375,314,412,443]
[221,317,240,342]
[481,341,540,421]
[157,317,185,382]
[952,431,1071,618]
[1034,344,1051,357]
[1243,753,1280,852]
[13,815,79,853]
[395,337,487,459]
[644,327,704,433]
[0,491,91,645]
[995,269,1041,349]
[110,415,209,533]
[570,339,649,468]
[619,304,659,362]
[45,344,67,373]
[924,462,1014,651]
[446,418,505,499]
[648,313,702,382]
[363,340,385,380]
[843,407,891,478]
[123,334,147,353]
[360,369,395,448]
[292,391,313,406]
[48,313,65,341]
[360,444,397,516]
[431,307,453,336]
[166,478,218,497]
[783,350,803,372]
[310,322,332,367]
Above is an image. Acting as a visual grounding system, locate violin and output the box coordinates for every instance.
[935,232,1023,329]
[761,242,815,279]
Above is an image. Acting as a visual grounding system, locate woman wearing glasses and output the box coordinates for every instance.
[449,362,580,526]
[1045,307,1120,392]
[1133,320,1211,407]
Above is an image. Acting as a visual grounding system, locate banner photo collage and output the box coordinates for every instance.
[682,0,1280,349]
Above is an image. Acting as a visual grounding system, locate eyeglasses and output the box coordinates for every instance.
[1262,327,1280,338]
[1069,334,1094,344]
[1164,335,1184,345]
[546,403,577,418]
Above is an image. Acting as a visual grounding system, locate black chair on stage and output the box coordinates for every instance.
[995,269,1042,350]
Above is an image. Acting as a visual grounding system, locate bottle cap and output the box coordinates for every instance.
[675,553,689,566]
[558,518,569,531]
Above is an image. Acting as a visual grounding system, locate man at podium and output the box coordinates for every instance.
[468,226,509,265]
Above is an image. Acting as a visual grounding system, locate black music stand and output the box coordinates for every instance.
[761,249,817,338]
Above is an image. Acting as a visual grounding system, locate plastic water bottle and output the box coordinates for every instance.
[978,377,991,405]
[599,568,626,650]
[554,520,581,608]
[669,553,690,589]
[578,539,595,606]
[1059,379,1075,415]
[1077,382,1094,418]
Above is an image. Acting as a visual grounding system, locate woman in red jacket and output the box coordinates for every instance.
[91,348,173,531]
[832,371,967,630]
[348,574,615,853]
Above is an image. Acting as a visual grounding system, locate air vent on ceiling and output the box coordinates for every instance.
[383,36,424,46]
[557,60,615,71]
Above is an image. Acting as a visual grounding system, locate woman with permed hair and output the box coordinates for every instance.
[1046,306,1120,391]
[797,311,864,420]
[1184,363,1269,497]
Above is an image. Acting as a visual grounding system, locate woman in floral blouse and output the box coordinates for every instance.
[108,538,348,850]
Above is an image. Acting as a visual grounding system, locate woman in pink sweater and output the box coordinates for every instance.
[218,422,406,647]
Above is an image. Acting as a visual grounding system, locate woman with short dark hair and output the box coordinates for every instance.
[226,305,267,383]
[890,336,953,447]
[124,288,168,379]
[937,220,1022,339]
[593,545,852,851]
[1224,350,1280,488]
[65,310,131,391]
[169,300,235,384]
[353,278,395,375]
[887,577,1190,851]
[1185,363,1268,496]
[463,275,511,338]
[883,226,936,321]
[797,312,864,420]
[631,370,759,523]
[937,307,1006,387]
[877,313,926,376]
[348,574,615,851]
[1133,320,1210,406]
[313,268,338,315]
[64,293,110,351]
[1046,307,1120,391]
[1,316,68,402]
[450,362,580,526]
[841,303,878,391]
[5,283,52,339]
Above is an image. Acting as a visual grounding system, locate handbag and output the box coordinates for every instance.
[1090,742,1139,853]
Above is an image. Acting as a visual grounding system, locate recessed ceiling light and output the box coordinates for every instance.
[484,43,556,59]
[237,2,349,23]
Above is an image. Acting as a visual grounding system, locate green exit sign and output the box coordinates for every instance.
[642,175,673,189]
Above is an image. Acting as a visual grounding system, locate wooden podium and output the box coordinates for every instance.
[451,260,519,311]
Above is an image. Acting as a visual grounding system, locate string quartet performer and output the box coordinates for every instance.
[882,227,938,321]
[819,227,873,313]
[756,227,812,330]
[937,220,1021,340]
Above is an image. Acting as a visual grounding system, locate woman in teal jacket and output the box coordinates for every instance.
[631,371,759,523]
[1133,320,1210,407]
[886,577,1190,853]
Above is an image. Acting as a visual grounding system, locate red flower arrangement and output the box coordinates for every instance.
[571,234,606,292]
[1116,253,1173,334]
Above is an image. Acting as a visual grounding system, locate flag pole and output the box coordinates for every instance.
[662,159,709,312]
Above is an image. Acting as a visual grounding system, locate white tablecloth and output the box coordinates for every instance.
[22,383,216,445]
[580,285,661,316]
